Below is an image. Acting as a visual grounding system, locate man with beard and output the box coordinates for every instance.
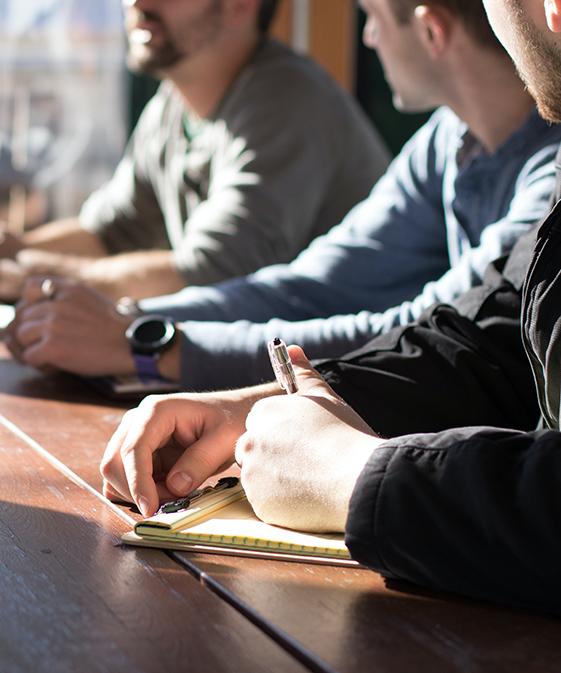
[99,0,561,615]
[7,0,561,389]
[0,0,388,301]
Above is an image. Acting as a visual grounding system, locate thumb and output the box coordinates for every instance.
[287,344,337,398]
[166,428,236,496]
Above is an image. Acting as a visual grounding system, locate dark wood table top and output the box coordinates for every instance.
[1,349,561,673]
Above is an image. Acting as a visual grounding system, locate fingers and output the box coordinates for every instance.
[234,432,250,468]
[165,429,236,497]
[101,397,207,517]
[20,275,76,305]
[10,302,61,369]
[13,312,47,348]
[4,332,25,363]
[102,404,162,516]
[104,389,247,517]
[286,344,341,400]
[20,276,54,305]
[100,408,137,503]
[102,480,129,504]
[121,434,160,518]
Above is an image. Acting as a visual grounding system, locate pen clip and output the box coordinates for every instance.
[156,476,239,515]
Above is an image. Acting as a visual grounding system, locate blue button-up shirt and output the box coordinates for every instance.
[141,106,561,390]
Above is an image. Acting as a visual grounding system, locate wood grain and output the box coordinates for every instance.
[2,349,561,673]
[0,421,307,673]
[179,552,561,673]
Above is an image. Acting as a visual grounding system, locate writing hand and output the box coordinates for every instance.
[235,346,385,533]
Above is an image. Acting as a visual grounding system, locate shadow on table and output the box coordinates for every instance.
[0,355,128,407]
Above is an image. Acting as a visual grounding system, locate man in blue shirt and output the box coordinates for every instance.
[7,0,561,389]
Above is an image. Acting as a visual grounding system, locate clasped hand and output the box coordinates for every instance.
[5,277,134,375]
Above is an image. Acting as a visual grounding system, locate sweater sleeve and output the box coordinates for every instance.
[140,111,450,323]
[79,87,169,253]
[346,426,561,616]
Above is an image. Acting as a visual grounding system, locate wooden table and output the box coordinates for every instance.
[1,348,560,673]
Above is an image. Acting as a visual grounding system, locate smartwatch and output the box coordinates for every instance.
[125,314,176,379]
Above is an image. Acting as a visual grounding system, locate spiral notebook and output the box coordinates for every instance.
[122,477,358,566]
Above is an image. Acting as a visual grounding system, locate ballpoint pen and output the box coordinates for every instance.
[267,337,298,394]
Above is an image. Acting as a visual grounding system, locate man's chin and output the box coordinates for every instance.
[529,85,561,124]
[535,98,561,124]
[126,48,182,77]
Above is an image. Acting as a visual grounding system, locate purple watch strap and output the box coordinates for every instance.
[132,353,161,380]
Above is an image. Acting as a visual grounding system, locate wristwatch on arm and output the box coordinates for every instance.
[125,314,176,380]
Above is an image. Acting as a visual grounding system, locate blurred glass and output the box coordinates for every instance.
[0,0,127,230]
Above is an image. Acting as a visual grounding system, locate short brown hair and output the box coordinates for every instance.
[258,0,280,33]
[390,0,501,49]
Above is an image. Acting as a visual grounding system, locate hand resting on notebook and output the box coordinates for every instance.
[100,383,279,516]
[100,345,384,533]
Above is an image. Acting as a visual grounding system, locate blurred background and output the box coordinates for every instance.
[0,0,430,232]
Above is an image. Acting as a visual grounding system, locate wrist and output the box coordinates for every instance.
[156,339,181,381]
[335,434,382,530]
[125,313,177,381]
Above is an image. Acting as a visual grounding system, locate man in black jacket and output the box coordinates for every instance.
[100,0,561,616]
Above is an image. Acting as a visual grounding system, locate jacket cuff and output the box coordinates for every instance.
[344,443,397,574]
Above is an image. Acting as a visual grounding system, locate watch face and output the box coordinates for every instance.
[126,315,175,354]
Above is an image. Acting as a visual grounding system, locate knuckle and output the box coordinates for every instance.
[99,458,111,480]
[24,349,44,368]
[235,434,248,459]
[101,480,111,498]
[246,398,270,424]
[187,448,217,476]
[138,394,161,412]
[120,441,138,462]
[121,407,138,423]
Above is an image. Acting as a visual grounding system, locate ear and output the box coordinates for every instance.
[545,0,561,33]
[412,4,452,59]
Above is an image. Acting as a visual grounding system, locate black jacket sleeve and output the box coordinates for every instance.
[346,426,561,616]
[314,230,540,437]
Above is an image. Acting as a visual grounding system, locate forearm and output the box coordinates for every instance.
[139,260,383,326]
[172,312,396,391]
[80,250,187,301]
[347,426,561,616]
[23,218,108,257]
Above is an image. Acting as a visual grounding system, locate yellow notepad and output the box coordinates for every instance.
[122,477,357,566]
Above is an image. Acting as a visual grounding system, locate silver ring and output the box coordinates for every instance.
[40,278,56,300]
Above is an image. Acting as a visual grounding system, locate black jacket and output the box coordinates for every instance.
[315,150,561,615]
